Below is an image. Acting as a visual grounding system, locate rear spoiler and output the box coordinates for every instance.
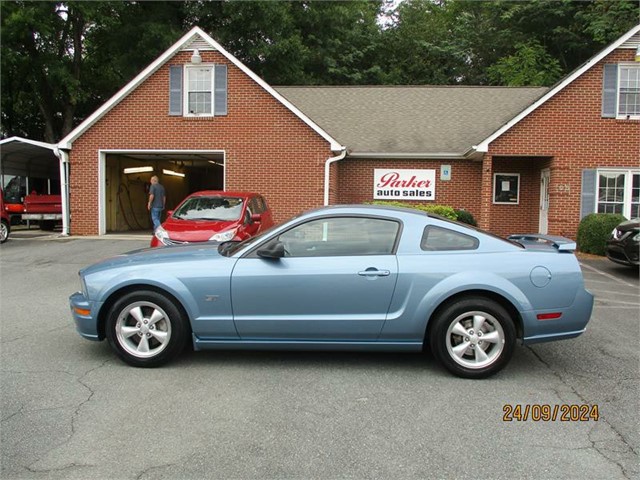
[507,234,577,252]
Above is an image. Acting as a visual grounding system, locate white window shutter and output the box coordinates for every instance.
[169,66,183,116]
[601,64,617,118]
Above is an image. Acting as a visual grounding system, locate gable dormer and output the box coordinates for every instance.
[169,34,227,117]
[602,30,640,120]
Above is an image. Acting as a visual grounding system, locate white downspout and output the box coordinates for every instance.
[323,147,347,206]
[54,147,70,236]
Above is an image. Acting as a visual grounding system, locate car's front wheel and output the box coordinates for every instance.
[106,290,189,367]
[0,219,9,243]
[429,297,516,379]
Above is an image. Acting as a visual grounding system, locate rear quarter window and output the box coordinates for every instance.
[421,225,479,251]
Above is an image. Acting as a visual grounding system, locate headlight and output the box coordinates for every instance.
[79,274,88,298]
[154,226,170,245]
[210,228,238,242]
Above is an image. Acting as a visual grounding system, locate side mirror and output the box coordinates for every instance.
[250,213,262,224]
[166,210,173,217]
[257,241,285,259]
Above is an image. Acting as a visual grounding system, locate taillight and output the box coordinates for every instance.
[537,312,562,320]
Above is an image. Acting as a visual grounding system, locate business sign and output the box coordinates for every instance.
[374,169,436,200]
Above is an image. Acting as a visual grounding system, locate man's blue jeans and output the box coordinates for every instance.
[151,207,163,230]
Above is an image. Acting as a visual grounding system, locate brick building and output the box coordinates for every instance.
[42,25,640,237]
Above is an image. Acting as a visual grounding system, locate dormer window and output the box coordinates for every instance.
[618,65,640,117]
[602,63,640,119]
[186,66,213,115]
[169,63,227,117]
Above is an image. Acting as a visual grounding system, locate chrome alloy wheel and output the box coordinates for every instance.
[115,301,172,358]
[445,311,505,369]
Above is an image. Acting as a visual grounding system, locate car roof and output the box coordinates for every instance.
[303,204,430,218]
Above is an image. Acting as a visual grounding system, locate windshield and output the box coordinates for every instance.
[173,196,244,221]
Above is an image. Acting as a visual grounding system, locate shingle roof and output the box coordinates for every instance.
[275,86,547,156]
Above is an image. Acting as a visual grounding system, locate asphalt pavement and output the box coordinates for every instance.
[1,235,638,479]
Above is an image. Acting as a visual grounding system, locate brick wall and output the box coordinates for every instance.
[487,49,640,238]
[68,50,333,235]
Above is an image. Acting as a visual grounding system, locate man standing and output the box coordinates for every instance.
[148,175,166,230]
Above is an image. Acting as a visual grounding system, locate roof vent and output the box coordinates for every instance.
[183,34,214,52]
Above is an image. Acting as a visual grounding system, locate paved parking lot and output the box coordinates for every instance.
[1,235,638,479]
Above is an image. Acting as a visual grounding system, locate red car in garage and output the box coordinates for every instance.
[151,191,273,247]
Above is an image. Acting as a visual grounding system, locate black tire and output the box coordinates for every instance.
[429,297,516,379]
[105,290,189,367]
[0,219,9,243]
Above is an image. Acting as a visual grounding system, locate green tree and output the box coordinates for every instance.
[185,0,385,85]
[487,40,562,86]
[1,1,183,142]
[380,0,639,86]
[379,0,468,84]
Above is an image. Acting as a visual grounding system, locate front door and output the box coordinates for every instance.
[230,216,401,341]
[539,169,550,234]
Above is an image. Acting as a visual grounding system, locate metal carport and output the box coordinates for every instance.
[0,137,70,235]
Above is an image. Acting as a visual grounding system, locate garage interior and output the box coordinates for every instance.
[105,152,224,233]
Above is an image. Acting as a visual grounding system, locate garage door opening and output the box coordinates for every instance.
[103,151,224,233]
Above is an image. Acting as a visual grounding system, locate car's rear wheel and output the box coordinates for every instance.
[429,297,515,379]
[106,290,189,367]
[0,219,9,243]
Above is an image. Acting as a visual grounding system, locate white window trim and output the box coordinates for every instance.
[596,168,640,219]
[493,173,520,205]
[616,62,640,120]
[183,64,215,117]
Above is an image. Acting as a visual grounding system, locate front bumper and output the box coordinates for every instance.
[605,242,639,266]
[69,291,102,341]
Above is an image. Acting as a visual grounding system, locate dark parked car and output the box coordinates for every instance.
[151,191,273,247]
[71,205,594,378]
[605,219,639,267]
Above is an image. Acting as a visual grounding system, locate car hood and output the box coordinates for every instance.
[162,217,240,241]
[615,219,640,233]
[80,243,224,276]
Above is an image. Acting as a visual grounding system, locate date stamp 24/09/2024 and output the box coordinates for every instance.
[503,404,599,422]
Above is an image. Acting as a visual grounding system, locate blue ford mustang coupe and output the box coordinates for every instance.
[70,205,593,378]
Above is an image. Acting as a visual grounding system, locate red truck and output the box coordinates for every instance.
[21,193,62,231]
[3,175,63,231]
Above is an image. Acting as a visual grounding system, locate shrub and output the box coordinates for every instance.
[369,201,457,220]
[454,209,477,226]
[576,213,627,255]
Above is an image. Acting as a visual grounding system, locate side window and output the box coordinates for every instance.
[421,226,478,251]
[277,216,399,257]
[259,196,268,212]
[250,197,262,214]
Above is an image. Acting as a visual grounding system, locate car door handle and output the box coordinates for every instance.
[358,269,391,277]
